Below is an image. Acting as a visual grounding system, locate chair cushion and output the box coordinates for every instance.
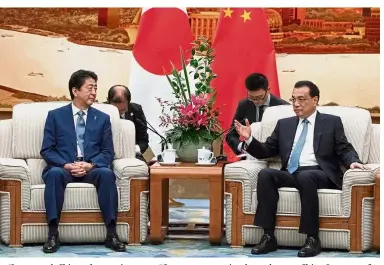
[30,183,121,211]
[251,187,343,216]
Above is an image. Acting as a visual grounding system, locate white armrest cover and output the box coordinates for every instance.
[0,158,31,210]
[112,158,148,212]
[341,166,379,216]
[224,160,268,212]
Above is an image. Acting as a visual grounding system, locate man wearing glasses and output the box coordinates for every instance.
[234,80,366,257]
[226,73,288,155]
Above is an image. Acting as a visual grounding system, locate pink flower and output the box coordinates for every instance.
[157,92,222,132]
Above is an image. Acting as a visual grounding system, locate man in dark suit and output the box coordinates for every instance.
[107,85,149,161]
[40,70,125,253]
[226,73,289,155]
[234,80,367,257]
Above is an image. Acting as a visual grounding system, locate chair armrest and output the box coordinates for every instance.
[0,158,30,181]
[341,166,379,216]
[224,160,268,212]
[112,158,149,180]
[0,158,31,210]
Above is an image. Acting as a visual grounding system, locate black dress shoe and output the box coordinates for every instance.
[251,234,278,254]
[105,233,126,252]
[42,233,60,253]
[298,236,321,257]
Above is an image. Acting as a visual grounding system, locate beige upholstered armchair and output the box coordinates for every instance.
[0,102,149,247]
[224,105,380,253]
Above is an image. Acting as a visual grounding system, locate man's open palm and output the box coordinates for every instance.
[234,119,252,140]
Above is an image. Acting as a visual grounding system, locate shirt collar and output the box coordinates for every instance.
[263,93,271,106]
[253,93,271,107]
[72,103,88,116]
[300,109,317,124]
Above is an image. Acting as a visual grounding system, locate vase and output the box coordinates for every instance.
[174,138,212,162]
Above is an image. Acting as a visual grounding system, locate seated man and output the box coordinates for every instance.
[40,70,125,253]
[226,73,288,155]
[234,80,366,257]
[107,85,149,161]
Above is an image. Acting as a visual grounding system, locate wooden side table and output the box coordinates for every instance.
[149,162,225,245]
[373,171,380,251]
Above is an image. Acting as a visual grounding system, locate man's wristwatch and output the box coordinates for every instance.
[90,162,96,169]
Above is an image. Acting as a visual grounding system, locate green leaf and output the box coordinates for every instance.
[195,83,202,89]
[190,59,198,68]
[163,67,179,96]
[190,133,200,145]
[170,61,188,105]
[180,46,191,100]
[199,129,212,140]
[194,73,199,79]
[199,44,207,52]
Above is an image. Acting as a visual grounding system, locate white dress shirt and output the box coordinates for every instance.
[287,110,318,167]
[245,110,319,167]
[72,103,88,158]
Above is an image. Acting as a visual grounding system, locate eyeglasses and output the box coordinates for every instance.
[248,91,268,102]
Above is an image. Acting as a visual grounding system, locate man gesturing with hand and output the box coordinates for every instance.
[235,81,366,257]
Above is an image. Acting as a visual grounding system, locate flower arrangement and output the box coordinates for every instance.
[157,37,222,152]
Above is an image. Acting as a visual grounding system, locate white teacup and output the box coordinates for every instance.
[161,149,176,163]
[197,146,214,164]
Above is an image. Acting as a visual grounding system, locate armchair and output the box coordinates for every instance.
[224,105,379,252]
[0,102,149,247]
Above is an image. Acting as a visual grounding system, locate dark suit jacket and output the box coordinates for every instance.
[40,103,114,178]
[123,102,149,154]
[245,111,361,189]
[226,94,289,155]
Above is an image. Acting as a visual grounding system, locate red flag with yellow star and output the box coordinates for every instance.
[211,8,280,161]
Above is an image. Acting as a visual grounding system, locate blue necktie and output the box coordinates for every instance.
[76,111,86,155]
[287,119,309,174]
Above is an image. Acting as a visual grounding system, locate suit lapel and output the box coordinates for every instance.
[84,107,96,150]
[246,101,257,123]
[65,104,77,150]
[285,117,299,162]
[314,111,326,153]
[269,94,277,106]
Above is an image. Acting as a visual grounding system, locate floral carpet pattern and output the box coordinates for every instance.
[0,199,379,258]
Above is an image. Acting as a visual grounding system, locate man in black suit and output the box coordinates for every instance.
[234,80,367,257]
[107,85,149,161]
[226,73,289,155]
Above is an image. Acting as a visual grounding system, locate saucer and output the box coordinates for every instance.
[195,162,216,166]
[159,162,181,166]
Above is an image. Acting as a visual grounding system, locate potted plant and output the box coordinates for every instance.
[157,37,222,162]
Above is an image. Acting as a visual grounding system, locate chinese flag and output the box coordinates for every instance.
[211,8,280,161]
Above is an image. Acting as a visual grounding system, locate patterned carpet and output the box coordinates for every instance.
[0,199,380,258]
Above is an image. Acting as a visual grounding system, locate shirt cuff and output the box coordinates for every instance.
[135,145,141,154]
[245,136,253,146]
[237,142,243,152]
